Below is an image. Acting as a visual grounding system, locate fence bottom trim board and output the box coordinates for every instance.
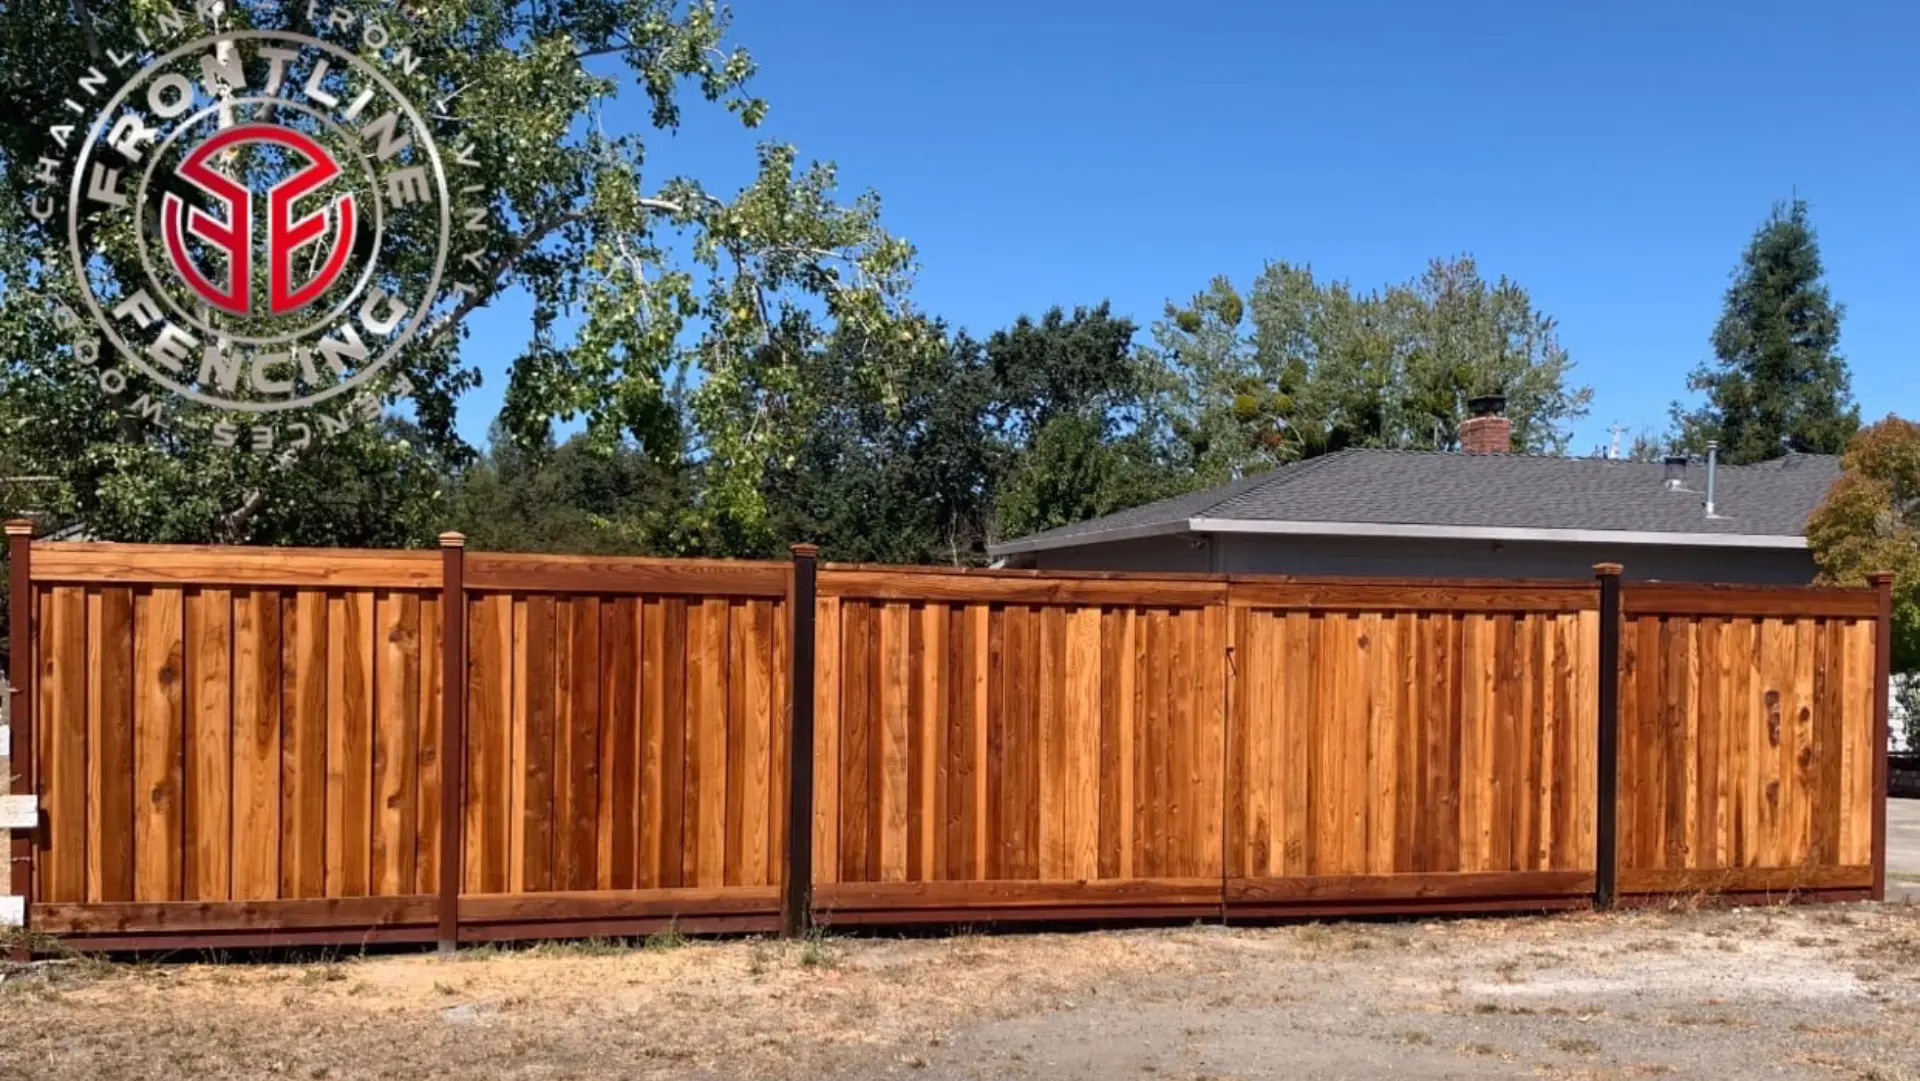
[1618,865,1873,895]
[812,878,1224,912]
[458,914,782,942]
[32,896,440,935]
[457,886,782,923]
[1225,870,1598,905]
[818,903,1225,927]
[55,926,444,953]
[1227,896,1594,921]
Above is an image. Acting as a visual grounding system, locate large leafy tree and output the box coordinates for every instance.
[750,304,1178,562]
[1673,199,1859,464]
[0,0,914,545]
[756,319,997,564]
[1807,416,1920,746]
[1807,416,1919,666]
[450,426,700,555]
[1154,256,1590,483]
[985,305,1182,542]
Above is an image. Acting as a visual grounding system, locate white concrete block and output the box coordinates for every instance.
[0,795,35,830]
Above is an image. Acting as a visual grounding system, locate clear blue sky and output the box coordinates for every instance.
[460,0,1919,455]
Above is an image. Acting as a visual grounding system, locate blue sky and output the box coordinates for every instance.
[459,0,1919,455]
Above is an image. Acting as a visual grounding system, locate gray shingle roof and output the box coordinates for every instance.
[990,449,1841,555]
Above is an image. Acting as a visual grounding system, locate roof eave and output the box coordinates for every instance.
[1188,517,1809,550]
[986,517,1190,557]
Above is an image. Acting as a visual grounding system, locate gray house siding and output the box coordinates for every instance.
[1020,532,1818,584]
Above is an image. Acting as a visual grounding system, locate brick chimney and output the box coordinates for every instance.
[1460,394,1511,455]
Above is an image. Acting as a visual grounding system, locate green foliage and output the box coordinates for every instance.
[993,413,1176,540]
[985,305,1181,540]
[1807,416,1919,675]
[0,0,914,544]
[755,304,1174,561]
[1673,199,1859,464]
[449,426,698,555]
[758,317,997,563]
[1154,256,1591,482]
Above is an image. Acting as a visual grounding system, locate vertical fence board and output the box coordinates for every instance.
[324,591,373,899]
[466,593,512,894]
[811,598,840,885]
[185,589,232,902]
[660,598,689,890]
[415,594,443,897]
[604,598,639,890]
[281,592,328,899]
[742,600,774,887]
[86,588,134,903]
[132,588,184,903]
[559,597,602,892]
[372,592,421,898]
[40,588,88,903]
[231,590,282,901]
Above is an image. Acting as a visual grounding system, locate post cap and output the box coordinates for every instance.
[4,519,33,537]
[1593,562,1623,577]
[437,532,467,549]
[790,543,820,558]
[1868,571,1895,586]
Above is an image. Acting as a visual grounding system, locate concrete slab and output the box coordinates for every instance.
[1887,798,1920,903]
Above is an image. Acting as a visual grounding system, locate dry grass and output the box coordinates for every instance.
[0,906,1915,1080]
[0,928,1219,1080]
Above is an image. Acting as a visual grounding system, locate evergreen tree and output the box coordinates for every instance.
[1673,199,1859,463]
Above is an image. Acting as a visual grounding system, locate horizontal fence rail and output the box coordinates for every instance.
[1,530,1892,950]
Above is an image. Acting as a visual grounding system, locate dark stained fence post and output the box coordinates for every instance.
[6,520,32,960]
[1593,563,1623,910]
[1871,572,1894,903]
[783,544,820,937]
[438,532,468,953]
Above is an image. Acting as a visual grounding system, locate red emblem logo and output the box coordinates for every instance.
[161,122,358,317]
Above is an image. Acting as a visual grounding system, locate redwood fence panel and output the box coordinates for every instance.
[1224,581,1601,917]
[27,545,445,946]
[454,553,790,941]
[2,531,1893,950]
[808,570,1229,924]
[1614,583,1883,900]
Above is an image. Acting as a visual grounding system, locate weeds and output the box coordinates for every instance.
[643,921,687,952]
[798,925,836,969]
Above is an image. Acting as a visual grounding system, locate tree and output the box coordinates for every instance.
[985,305,1183,542]
[0,1,914,545]
[1806,416,1920,741]
[1673,199,1859,463]
[449,427,699,555]
[1154,256,1590,481]
[752,304,1180,562]
[757,318,1000,564]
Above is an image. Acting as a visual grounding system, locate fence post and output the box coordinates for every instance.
[438,532,467,953]
[1871,571,1894,903]
[6,520,32,960]
[1593,562,1623,910]
[783,544,820,937]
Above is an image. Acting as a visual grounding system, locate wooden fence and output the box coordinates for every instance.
[0,530,1892,951]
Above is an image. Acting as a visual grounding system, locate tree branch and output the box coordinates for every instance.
[219,207,592,539]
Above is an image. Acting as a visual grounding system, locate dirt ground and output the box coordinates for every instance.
[1,902,1918,1081]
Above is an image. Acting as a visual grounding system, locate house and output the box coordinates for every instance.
[989,399,1841,584]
